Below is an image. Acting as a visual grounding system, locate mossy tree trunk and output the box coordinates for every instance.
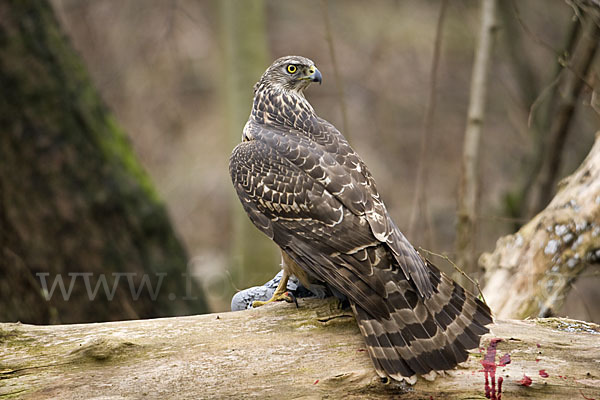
[0,0,207,324]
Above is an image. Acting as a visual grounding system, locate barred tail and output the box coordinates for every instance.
[352,263,493,381]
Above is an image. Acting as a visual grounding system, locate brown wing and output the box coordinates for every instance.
[229,128,492,379]
[243,111,434,297]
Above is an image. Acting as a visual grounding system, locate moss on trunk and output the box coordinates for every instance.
[0,0,207,323]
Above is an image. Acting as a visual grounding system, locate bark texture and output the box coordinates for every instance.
[481,133,600,319]
[1,298,599,399]
[0,0,207,324]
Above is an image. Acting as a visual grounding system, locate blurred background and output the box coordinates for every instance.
[1,0,598,322]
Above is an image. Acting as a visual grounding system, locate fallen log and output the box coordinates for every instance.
[1,298,599,399]
[481,133,600,319]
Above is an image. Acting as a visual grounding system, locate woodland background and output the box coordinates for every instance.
[1,0,599,321]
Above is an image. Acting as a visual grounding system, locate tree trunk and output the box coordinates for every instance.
[527,11,600,217]
[455,0,498,289]
[503,3,599,226]
[481,133,600,320]
[220,0,280,295]
[0,0,207,324]
[1,298,599,399]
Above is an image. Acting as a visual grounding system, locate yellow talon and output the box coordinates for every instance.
[252,291,294,307]
[252,269,292,308]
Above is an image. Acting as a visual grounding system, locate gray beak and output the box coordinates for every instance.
[307,67,322,84]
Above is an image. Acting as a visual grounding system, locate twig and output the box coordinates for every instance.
[512,0,596,90]
[530,12,600,214]
[527,72,562,128]
[592,86,600,115]
[505,6,581,225]
[224,269,243,293]
[510,0,563,57]
[320,0,349,140]
[419,247,488,306]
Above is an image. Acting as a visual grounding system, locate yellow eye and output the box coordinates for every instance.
[286,64,297,74]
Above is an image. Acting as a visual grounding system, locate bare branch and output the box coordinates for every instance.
[456,0,498,287]
[528,11,600,215]
[418,247,487,306]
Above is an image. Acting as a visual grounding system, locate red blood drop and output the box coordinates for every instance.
[498,377,503,400]
[313,379,319,385]
[518,375,532,386]
[498,353,511,366]
[539,369,549,378]
[481,338,504,399]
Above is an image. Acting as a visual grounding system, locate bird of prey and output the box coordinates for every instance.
[229,55,493,382]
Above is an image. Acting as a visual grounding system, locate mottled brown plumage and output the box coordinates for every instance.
[229,55,493,382]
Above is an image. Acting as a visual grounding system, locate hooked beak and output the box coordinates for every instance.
[305,66,322,85]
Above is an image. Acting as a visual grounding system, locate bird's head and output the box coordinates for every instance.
[255,55,322,95]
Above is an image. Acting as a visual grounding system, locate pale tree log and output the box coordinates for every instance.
[481,133,600,319]
[1,298,600,399]
[455,0,498,288]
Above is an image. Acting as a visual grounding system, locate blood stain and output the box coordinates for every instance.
[481,338,508,399]
[518,374,532,386]
[498,353,511,366]
[539,369,549,378]
[498,377,503,398]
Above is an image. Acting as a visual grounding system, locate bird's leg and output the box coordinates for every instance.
[252,269,294,307]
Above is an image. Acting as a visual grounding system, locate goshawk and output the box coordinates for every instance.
[229,55,492,382]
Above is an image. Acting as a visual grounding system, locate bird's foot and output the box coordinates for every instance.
[252,291,295,308]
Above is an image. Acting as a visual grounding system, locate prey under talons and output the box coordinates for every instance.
[251,290,294,307]
[252,269,293,308]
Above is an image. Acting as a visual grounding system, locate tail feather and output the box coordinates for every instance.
[353,303,424,378]
[351,261,492,381]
